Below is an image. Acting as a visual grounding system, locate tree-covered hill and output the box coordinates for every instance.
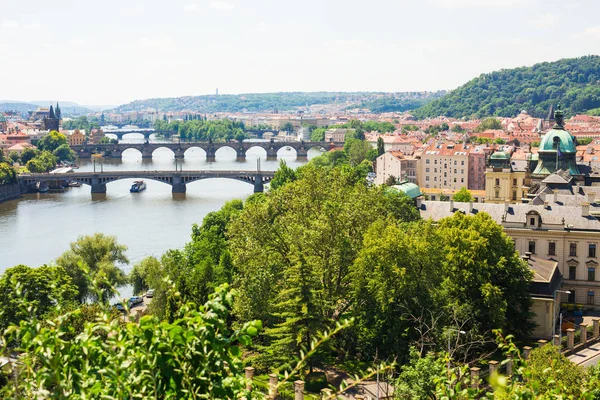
[412,55,600,119]
[113,91,442,114]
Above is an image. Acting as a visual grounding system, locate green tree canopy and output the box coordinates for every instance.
[55,233,129,303]
[37,130,67,152]
[453,187,474,202]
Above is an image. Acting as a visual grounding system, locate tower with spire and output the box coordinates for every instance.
[43,102,60,131]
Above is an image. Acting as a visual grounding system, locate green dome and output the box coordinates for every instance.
[539,128,576,153]
[0,114,6,122]
[490,151,509,160]
[388,182,422,199]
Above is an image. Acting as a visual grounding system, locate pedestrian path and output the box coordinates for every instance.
[568,344,600,367]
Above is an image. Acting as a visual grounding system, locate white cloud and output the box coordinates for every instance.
[183,3,198,11]
[256,22,267,33]
[326,39,368,47]
[140,37,176,49]
[430,0,531,8]
[209,1,234,11]
[1,20,19,29]
[574,26,600,39]
[69,39,85,47]
[533,13,557,28]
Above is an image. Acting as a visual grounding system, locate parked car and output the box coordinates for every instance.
[129,296,143,306]
[145,289,155,298]
[113,302,125,312]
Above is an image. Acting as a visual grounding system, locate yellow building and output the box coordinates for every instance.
[485,151,528,203]
[68,129,86,146]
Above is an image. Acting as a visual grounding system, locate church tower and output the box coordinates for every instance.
[43,104,60,131]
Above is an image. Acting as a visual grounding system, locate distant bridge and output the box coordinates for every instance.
[102,128,279,140]
[18,170,274,194]
[70,140,340,160]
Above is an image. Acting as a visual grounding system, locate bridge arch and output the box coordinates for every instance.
[120,132,148,141]
[245,145,268,158]
[121,148,143,158]
[151,146,175,158]
[214,145,239,159]
[183,146,207,157]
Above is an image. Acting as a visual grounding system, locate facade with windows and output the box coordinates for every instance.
[417,142,470,191]
[419,199,600,310]
[375,151,418,185]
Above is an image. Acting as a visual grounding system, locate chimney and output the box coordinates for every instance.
[583,203,590,217]
[416,196,423,209]
[449,199,454,212]
[522,252,531,261]
[504,201,510,213]
[588,192,595,204]
[469,201,474,213]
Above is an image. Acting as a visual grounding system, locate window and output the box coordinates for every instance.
[426,168,430,173]
[461,169,464,174]
[513,179,517,186]
[495,189,500,198]
[444,172,447,177]
[461,178,464,183]
[454,161,457,165]
[461,160,465,166]
[570,243,577,257]
[453,178,456,183]
[444,181,447,186]
[589,267,596,281]
[495,178,500,186]
[425,184,429,188]
[425,176,430,181]
[426,159,430,164]
[434,168,437,173]
[528,241,536,254]
[590,244,597,258]
[588,291,595,305]
[568,291,576,304]
[454,169,457,174]
[434,160,438,165]
[529,217,537,226]
[512,191,517,201]
[548,242,556,256]
[434,177,437,182]
[569,266,577,280]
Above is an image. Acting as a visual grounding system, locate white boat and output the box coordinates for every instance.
[130,180,147,193]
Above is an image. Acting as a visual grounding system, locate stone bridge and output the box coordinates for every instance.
[18,170,274,194]
[103,130,158,140]
[70,140,339,160]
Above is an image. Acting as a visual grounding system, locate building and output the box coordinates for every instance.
[0,114,7,133]
[375,151,417,185]
[42,104,60,132]
[419,200,600,317]
[6,142,36,155]
[88,129,105,145]
[418,142,470,191]
[485,151,528,203]
[526,254,563,338]
[324,128,349,142]
[467,145,490,191]
[68,129,86,146]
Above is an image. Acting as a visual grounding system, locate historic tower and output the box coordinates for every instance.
[43,103,61,131]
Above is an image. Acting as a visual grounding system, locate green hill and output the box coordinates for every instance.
[412,55,600,119]
[113,91,442,114]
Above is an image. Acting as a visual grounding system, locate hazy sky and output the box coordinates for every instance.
[1,0,599,105]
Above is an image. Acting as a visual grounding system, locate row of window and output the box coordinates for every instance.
[425,168,465,175]
[425,159,466,166]
[425,176,465,183]
[527,241,596,258]
[494,178,524,186]
[566,290,596,305]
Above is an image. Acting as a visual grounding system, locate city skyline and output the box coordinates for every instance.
[1,0,600,105]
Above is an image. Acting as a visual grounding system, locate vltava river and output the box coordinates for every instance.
[0,135,318,278]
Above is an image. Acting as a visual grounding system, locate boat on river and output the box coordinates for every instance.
[36,182,49,193]
[129,181,147,193]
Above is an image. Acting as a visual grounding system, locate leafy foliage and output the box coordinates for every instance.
[453,187,474,202]
[0,162,17,185]
[414,55,600,118]
[154,118,246,141]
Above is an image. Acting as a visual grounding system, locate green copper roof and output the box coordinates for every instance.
[0,114,6,122]
[539,128,576,153]
[490,151,509,160]
[388,182,422,199]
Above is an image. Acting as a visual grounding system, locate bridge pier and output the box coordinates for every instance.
[254,175,264,193]
[236,147,246,161]
[296,148,308,158]
[206,147,216,162]
[107,150,123,159]
[91,176,107,193]
[141,149,153,159]
[171,175,187,193]
[174,149,185,159]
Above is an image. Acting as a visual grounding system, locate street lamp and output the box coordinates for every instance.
[553,290,571,343]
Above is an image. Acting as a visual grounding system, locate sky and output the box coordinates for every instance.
[1,0,600,106]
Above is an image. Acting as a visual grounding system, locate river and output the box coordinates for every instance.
[0,134,318,285]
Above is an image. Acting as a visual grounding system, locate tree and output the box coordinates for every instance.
[0,162,17,185]
[270,159,297,190]
[37,130,67,152]
[475,117,502,132]
[7,151,19,164]
[0,264,77,331]
[26,150,57,173]
[129,256,162,295]
[281,122,294,133]
[453,187,474,202]
[52,143,76,162]
[2,285,263,399]
[385,174,397,186]
[310,128,326,142]
[55,233,129,303]
[20,147,39,164]
[377,136,385,156]
[451,124,465,133]
[394,347,446,399]
[344,138,372,166]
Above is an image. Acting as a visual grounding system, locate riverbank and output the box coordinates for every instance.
[0,183,22,204]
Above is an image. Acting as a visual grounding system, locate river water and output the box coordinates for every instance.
[0,134,317,281]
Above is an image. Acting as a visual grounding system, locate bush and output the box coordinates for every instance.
[305,371,328,393]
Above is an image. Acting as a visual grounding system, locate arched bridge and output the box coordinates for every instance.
[103,130,159,140]
[18,170,274,194]
[70,140,340,160]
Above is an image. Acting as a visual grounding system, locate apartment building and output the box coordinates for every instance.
[468,145,491,191]
[418,142,470,191]
[375,151,417,185]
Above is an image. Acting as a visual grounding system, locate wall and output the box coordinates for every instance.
[0,183,22,203]
[531,297,553,338]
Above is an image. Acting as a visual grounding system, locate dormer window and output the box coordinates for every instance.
[527,211,541,228]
